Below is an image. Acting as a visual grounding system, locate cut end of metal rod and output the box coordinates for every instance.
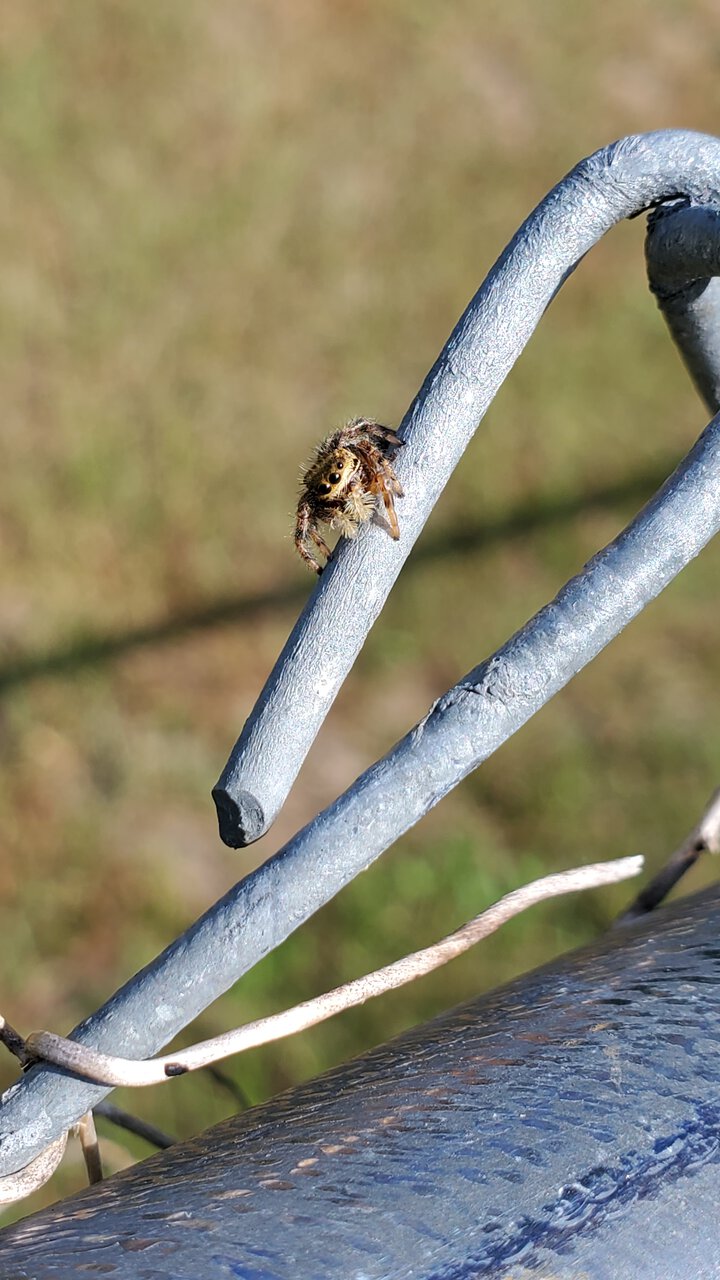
[212,784,266,848]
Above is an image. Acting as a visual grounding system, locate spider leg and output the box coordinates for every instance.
[309,525,333,560]
[371,473,401,540]
[346,418,404,455]
[350,439,403,489]
[294,504,325,574]
[369,422,404,454]
[376,449,404,497]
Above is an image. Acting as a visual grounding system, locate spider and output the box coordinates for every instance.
[294,417,404,573]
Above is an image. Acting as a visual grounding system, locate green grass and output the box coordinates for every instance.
[2,0,720,1221]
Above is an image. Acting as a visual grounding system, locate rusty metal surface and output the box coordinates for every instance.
[2,885,719,1279]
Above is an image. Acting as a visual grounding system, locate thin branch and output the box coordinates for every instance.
[0,1015,31,1068]
[25,856,642,1089]
[74,1112,103,1185]
[93,1101,176,1150]
[2,1019,173,1182]
[614,787,720,927]
[203,1064,252,1110]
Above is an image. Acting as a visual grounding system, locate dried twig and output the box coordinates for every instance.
[0,1015,175,1199]
[203,1064,252,1110]
[25,856,642,1088]
[2,1017,175,1153]
[615,787,720,927]
[93,1102,176,1150]
[0,1015,31,1067]
[74,1112,103,1185]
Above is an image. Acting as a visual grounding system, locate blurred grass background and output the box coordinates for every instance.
[2,0,720,1218]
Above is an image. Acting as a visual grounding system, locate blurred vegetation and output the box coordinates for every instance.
[2,0,720,1221]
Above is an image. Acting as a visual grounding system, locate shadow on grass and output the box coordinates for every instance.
[0,465,671,692]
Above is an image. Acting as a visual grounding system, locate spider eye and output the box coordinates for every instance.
[318,482,331,495]
[328,472,341,484]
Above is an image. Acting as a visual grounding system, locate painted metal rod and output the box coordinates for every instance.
[646,200,720,413]
[214,128,720,848]
[3,407,720,1176]
[3,887,720,1279]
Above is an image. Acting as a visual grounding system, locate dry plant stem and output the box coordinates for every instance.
[615,786,720,927]
[75,1112,103,1185]
[93,1102,176,1150]
[4,1014,173,1152]
[0,1015,31,1067]
[1,1016,167,1194]
[26,856,642,1088]
[203,1063,252,1110]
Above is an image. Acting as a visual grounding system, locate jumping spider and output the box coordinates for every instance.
[294,417,404,574]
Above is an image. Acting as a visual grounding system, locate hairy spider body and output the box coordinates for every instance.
[294,418,404,573]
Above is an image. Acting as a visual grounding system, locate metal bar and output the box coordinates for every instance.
[214,128,720,848]
[646,200,720,412]
[4,131,720,1177]
[3,886,719,1279]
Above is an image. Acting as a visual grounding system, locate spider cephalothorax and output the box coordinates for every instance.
[294,418,404,573]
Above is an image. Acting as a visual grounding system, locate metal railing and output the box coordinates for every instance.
[3,128,720,1181]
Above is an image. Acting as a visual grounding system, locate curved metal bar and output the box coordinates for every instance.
[646,200,720,412]
[5,139,720,1178]
[3,887,720,1279]
[214,128,720,848]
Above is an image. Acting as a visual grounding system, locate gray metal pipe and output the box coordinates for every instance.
[2,886,719,1279]
[646,200,720,412]
[214,128,720,848]
[4,132,720,1178]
